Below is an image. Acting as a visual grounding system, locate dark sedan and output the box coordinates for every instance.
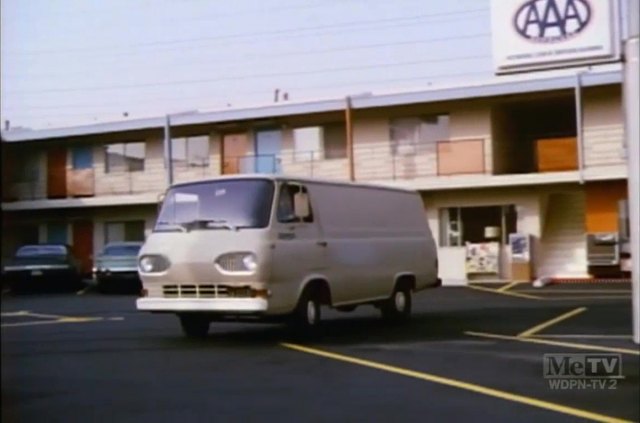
[2,244,84,293]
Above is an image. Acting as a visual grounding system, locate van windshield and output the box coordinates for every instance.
[155,179,274,232]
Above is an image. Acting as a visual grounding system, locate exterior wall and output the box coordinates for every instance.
[583,86,624,169]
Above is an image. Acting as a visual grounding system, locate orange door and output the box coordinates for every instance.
[47,148,68,198]
[222,133,251,174]
[72,220,94,276]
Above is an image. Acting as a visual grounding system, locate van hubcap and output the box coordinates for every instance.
[306,301,317,324]
[394,292,406,311]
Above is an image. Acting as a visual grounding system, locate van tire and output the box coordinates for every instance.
[381,285,412,322]
[291,287,321,330]
[178,314,210,339]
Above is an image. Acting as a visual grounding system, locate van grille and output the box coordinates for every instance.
[162,284,252,298]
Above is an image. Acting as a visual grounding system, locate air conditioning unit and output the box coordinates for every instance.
[586,232,619,266]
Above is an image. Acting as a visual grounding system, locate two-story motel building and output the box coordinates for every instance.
[0,64,630,285]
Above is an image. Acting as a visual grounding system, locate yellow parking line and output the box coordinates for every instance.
[530,334,633,340]
[0,310,30,317]
[519,289,631,294]
[467,284,543,300]
[497,281,523,292]
[76,287,91,295]
[518,307,587,338]
[465,331,640,356]
[21,311,73,320]
[546,296,631,301]
[281,342,632,423]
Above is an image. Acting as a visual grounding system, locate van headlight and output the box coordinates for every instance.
[139,255,170,273]
[242,254,258,271]
[215,252,258,273]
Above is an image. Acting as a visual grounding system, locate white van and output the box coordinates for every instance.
[136,175,440,338]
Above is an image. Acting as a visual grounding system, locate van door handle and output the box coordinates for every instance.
[317,241,328,247]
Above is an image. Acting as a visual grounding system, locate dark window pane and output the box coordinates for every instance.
[72,146,93,169]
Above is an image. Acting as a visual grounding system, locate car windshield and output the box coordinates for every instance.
[16,245,67,257]
[155,179,275,231]
[103,244,142,256]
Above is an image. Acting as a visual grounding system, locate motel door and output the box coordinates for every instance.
[222,134,251,174]
[72,220,94,275]
[47,148,67,199]
[255,129,282,174]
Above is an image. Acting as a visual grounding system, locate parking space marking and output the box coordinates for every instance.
[530,334,633,340]
[497,281,525,292]
[545,296,632,301]
[518,289,632,294]
[1,317,104,328]
[467,284,543,300]
[1,310,124,328]
[518,307,587,338]
[0,310,30,317]
[465,331,640,356]
[281,342,632,423]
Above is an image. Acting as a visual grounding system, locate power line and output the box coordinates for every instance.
[4,53,489,95]
[1,69,492,118]
[1,8,488,56]
[1,33,490,80]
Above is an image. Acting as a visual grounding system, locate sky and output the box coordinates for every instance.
[1,0,494,130]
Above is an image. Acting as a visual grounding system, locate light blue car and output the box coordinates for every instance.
[93,242,144,294]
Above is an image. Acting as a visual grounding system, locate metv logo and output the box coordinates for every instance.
[513,0,591,43]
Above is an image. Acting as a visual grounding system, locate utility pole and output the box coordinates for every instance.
[623,0,639,344]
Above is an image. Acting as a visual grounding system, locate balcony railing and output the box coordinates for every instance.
[4,134,627,203]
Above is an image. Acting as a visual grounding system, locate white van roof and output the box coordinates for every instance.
[170,174,418,194]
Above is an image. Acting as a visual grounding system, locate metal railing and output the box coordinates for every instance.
[3,136,628,203]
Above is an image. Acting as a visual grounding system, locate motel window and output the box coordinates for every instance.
[105,142,145,173]
[171,135,210,168]
[46,223,68,244]
[72,146,93,170]
[293,123,347,161]
[105,221,145,244]
[14,155,40,182]
[439,205,517,246]
[390,114,449,156]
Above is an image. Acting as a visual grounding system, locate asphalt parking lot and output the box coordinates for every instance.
[2,282,638,423]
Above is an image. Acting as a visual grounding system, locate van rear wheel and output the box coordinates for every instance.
[178,314,210,338]
[381,285,412,322]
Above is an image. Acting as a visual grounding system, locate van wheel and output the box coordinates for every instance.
[381,285,412,322]
[291,287,321,329]
[178,314,210,339]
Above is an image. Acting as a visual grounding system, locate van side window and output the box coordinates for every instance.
[277,183,314,223]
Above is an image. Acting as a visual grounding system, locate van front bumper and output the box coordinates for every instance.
[136,297,268,313]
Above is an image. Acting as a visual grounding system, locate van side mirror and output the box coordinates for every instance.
[293,192,310,219]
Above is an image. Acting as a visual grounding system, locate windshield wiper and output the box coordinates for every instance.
[154,221,187,232]
[184,219,238,232]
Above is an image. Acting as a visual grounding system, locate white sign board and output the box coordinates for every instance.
[491,0,620,74]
